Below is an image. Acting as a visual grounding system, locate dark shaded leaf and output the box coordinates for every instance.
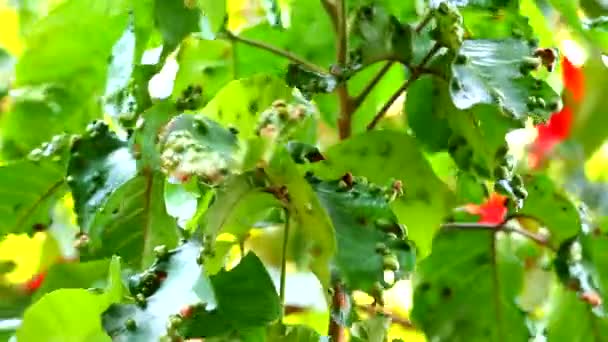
[67,121,137,232]
[312,178,415,293]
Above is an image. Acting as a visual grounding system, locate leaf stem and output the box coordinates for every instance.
[279,209,290,322]
[351,62,394,111]
[223,31,328,75]
[366,43,440,131]
[441,222,555,251]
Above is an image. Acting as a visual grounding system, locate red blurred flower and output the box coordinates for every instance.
[464,193,508,224]
[529,57,585,168]
[562,57,585,101]
[22,271,47,294]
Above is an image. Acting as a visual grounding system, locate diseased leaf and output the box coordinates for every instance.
[198,74,293,138]
[315,131,453,256]
[451,39,561,122]
[412,230,528,341]
[158,114,239,184]
[312,177,415,293]
[103,242,205,342]
[172,36,234,107]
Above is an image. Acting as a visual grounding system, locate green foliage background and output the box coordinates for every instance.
[1,0,608,341]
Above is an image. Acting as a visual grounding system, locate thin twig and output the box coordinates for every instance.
[415,10,434,33]
[351,62,394,110]
[441,222,555,251]
[279,210,290,322]
[366,43,441,131]
[358,304,415,329]
[223,31,328,75]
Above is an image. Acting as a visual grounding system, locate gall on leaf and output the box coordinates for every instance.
[580,291,603,307]
[464,193,508,224]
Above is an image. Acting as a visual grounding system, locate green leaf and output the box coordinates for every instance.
[547,287,608,341]
[406,76,454,152]
[32,259,112,302]
[2,0,130,157]
[266,149,336,289]
[519,174,581,247]
[208,252,281,330]
[348,0,422,22]
[18,257,122,342]
[103,242,206,341]
[0,152,68,236]
[451,39,561,122]
[350,314,391,342]
[67,121,137,232]
[314,131,453,256]
[196,172,281,273]
[349,4,414,66]
[412,230,528,341]
[571,57,608,158]
[154,0,201,53]
[199,0,227,37]
[86,172,179,269]
[172,36,234,106]
[234,1,334,78]
[448,104,519,178]
[312,178,415,293]
[459,5,534,40]
[198,75,293,138]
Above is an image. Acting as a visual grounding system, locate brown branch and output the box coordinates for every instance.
[223,31,328,75]
[351,62,394,111]
[328,283,347,342]
[366,43,441,131]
